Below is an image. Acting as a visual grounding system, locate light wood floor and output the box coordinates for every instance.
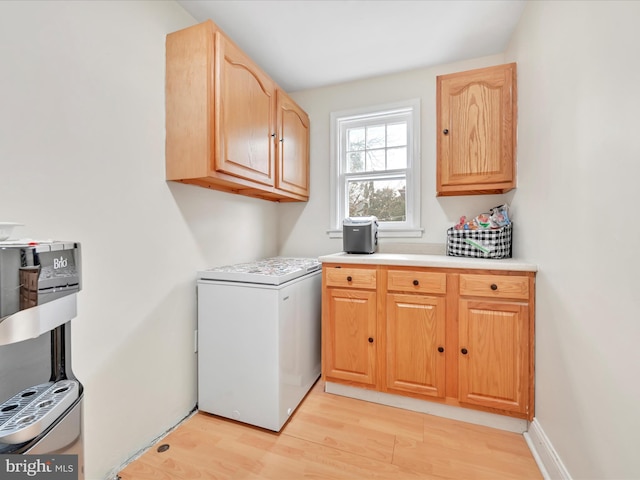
[118,380,542,479]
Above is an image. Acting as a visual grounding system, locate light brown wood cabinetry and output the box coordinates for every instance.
[459,299,529,414]
[215,31,276,187]
[276,90,310,197]
[322,266,377,387]
[165,20,309,202]
[458,273,533,416]
[385,269,447,398]
[436,63,517,196]
[322,263,535,420]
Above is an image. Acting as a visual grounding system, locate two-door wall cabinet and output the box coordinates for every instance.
[436,63,517,196]
[165,20,310,202]
[321,258,536,421]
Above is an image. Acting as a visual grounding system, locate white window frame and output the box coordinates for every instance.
[328,98,423,238]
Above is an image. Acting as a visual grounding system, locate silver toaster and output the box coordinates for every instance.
[343,216,378,254]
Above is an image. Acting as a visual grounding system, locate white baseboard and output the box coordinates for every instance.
[524,418,572,480]
[325,381,528,433]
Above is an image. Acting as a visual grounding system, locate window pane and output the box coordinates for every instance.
[366,149,385,171]
[387,147,407,170]
[347,178,407,222]
[387,122,407,147]
[366,125,385,149]
[347,128,365,151]
[348,152,364,172]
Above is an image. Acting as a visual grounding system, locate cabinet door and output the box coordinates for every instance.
[323,288,377,387]
[386,294,446,398]
[458,299,528,414]
[276,90,310,197]
[437,63,516,196]
[215,31,276,186]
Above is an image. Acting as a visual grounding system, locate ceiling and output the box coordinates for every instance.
[176,0,526,92]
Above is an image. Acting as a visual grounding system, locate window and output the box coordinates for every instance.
[329,99,422,237]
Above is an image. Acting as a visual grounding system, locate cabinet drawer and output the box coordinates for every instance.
[387,270,446,294]
[459,274,529,300]
[325,267,377,289]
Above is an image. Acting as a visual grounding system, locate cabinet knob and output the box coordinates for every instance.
[413,279,419,286]
[368,337,374,343]
[490,284,498,291]
[437,346,444,353]
[347,276,353,282]
[271,133,276,137]
[461,348,468,355]
[279,138,284,143]
[443,128,449,135]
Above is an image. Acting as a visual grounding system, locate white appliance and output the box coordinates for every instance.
[196,257,322,431]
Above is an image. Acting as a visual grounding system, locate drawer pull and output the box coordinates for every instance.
[368,337,374,343]
[413,279,419,286]
[490,284,498,291]
[461,348,468,355]
[347,276,353,282]
[437,346,444,353]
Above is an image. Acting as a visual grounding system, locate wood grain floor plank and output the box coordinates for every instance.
[119,380,542,480]
[282,409,396,463]
[294,390,425,441]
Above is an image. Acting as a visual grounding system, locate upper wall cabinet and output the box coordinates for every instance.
[165,20,310,202]
[215,31,276,188]
[436,63,517,196]
[276,90,310,197]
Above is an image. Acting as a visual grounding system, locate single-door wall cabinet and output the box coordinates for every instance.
[321,259,536,421]
[165,20,310,202]
[436,63,517,196]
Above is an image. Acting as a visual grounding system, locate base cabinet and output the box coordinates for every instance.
[386,293,446,398]
[322,264,535,420]
[323,288,377,387]
[322,265,378,388]
[458,299,529,414]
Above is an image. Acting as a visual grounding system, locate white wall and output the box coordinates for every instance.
[4,0,637,478]
[0,1,278,479]
[280,55,517,256]
[282,1,640,478]
[504,1,640,478]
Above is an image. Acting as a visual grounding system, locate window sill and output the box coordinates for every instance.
[327,228,424,239]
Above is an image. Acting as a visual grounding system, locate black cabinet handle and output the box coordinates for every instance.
[413,279,419,286]
[490,284,498,291]
[443,129,449,135]
[347,276,352,282]
[437,346,444,353]
[271,133,276,137]
[461,348,468,355]
[368,337,374,343]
